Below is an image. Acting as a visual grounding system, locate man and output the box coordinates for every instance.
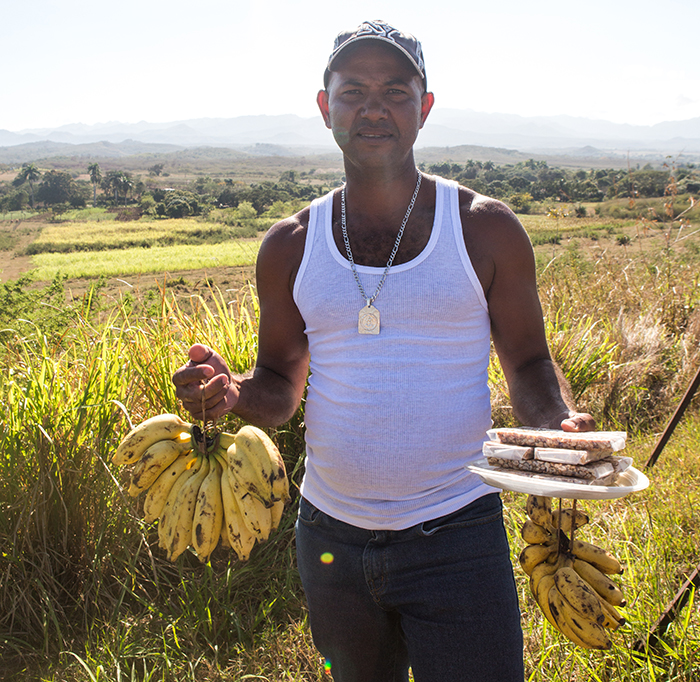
[173,20,595,682]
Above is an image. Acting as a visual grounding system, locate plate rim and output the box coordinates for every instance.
[466,457,649,499]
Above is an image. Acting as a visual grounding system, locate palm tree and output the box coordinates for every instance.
[87,163,102,206]
[15,163,41,208]
[118,173,133,206]
[103,170,123,204]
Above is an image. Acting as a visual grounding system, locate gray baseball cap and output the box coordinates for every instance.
[324,20,427,90]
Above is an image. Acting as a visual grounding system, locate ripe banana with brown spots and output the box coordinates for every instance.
[113,413,191,466]
[525,495,553,529]
[128,436,192,497]
[191,458,224,563]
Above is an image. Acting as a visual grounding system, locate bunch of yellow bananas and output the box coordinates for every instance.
[112,414,290,563]
[519,494,626,650]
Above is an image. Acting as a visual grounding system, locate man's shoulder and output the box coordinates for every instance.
[455,184,514,219]
[266,205,311,239]
[451,182,533,273]
[257,205,311,272]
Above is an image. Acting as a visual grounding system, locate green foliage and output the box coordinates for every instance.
[0,274,87,345]
[217,179,321,214]
[0,188,30,212]
[426,159,700,208]
[153,189,204,218]
[36,170,89,207]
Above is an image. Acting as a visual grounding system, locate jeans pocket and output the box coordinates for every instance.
[419,493,503,536]
[297,496,322,527]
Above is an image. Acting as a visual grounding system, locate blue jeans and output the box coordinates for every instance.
[295,493,524,682]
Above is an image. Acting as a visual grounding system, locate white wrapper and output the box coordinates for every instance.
[534,447,613,465]
[482,440,534,461]
[487,427,627,452]
[485,454,633,483]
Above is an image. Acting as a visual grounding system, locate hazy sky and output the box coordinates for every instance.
[3,0,699,131]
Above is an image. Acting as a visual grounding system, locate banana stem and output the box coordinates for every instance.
[570,498,577,548]
[198,380,220,453]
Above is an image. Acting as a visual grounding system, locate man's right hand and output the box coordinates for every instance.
[172,344,239,421]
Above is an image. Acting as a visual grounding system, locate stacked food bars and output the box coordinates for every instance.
[483,428,631,486]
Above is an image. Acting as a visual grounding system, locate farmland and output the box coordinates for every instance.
[1,153,699,680]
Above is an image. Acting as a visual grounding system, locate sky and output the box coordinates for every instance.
[2,0,700,132]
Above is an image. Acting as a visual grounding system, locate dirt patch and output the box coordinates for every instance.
[0,219,44,282]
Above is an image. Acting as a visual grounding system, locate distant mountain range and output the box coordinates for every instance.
[1,109,699,165]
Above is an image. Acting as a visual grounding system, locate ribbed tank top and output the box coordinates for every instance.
[292,175,495,530]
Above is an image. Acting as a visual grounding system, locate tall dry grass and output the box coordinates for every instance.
[1,204,699,679]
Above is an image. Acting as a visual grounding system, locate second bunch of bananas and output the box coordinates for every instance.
[113,414,290,563]
[519,494,627,650]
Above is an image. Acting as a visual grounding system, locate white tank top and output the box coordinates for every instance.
[293,175,495,530]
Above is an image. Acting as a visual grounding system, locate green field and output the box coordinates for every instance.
[30,238,261,280]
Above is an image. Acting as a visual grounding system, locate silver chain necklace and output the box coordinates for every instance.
[341,169,422,334]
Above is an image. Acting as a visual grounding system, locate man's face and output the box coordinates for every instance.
[318,41,434,170]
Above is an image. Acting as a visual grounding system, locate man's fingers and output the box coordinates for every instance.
[188,343,213,364]
[172,363,215,388]
[561,413,596,432]
[179,376,230,418]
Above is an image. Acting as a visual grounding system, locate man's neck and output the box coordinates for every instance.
[342,157,420,221]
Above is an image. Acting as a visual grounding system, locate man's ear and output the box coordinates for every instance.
[419,91,435,129]
[317,90,331,129]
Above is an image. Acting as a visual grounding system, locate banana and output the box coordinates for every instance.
[270,498,285,531]
[525,495,553,529]
[191,459,224,563]
[552,508,589,533]
[218,430,236,451]
[521,519,553,545]
[600,598,626,631]
[553,564,606,625]
[230,467,273,540]
[158,455,203,550]
[227,441,274,507]
[144,453,197,523]
[548,586,612,650]
[234,425,291,505]
[572,558,626,606]
[534,572,559,629]
[519,542,556,576]
[529,556,560,595]
[219,525,232,549]
[128,436,192,497]
[572,539,624,575]
[164,456,211,561]
[257,429,291,505]
[113,413,191,466]
[220,467,257,561]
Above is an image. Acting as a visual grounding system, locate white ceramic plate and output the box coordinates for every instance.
[466,457,650,500]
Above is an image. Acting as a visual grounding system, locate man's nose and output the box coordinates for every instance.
[361,93,388,120]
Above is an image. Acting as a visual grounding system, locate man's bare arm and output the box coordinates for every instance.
[172,214,310,427]
[464,195,595,432]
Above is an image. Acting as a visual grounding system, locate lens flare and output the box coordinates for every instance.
[324,659,332,673]
[320,552,334,564]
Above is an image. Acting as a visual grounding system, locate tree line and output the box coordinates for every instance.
[2,158,698,216]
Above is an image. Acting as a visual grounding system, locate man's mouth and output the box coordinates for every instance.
[357,130,392,139]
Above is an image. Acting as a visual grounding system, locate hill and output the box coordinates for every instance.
[2,109,700,167]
